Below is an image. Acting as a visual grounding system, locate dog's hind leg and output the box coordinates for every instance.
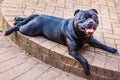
[14,14,39,26]
[14,17,26,25]
[14,21,22,25]
[14,17,25,21]
[5,14,39,36]
[4,26,18,36]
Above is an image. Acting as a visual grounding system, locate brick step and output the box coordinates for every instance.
[1,14,120,80]
[1,0,120,79]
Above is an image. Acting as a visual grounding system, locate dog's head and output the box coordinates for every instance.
[74,9,99,35]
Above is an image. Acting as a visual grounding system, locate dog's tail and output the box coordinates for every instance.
[5,26,18,36]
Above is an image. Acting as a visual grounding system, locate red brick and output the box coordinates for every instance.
[83,0,91,6]
[57,0,65,5]
[65,2,74,9]
[15,67,42,80]
[104,38,115,44]
[110,12,119,20]
[104,33,120,40]
[0,62,33,80]
[54,12,63,17]
[107,0,115,7]
[112,23,120,28]
[92,54,106,68]
[55,72,86,80]
[36,67,62,80]
[51,44,68,56]
[100,5,109,15]
[45,4,55,14]
[64,57,76,66]
[102,17,120,23]
[113,27,120,35]
[41,40,58,55]
[117,45,120,55]
[116,40,120,45]
[0,57,25,73]
[0,52,17,63]
[102,21,112,30]
[105,56,119,71]
[99,0,107,5]
[98,28,113,34]
[37,1,47,8]
[93,32,104,42]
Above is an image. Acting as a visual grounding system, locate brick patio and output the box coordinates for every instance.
[0,0,120,80]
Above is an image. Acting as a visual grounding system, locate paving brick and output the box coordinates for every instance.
[102,21,112,30]
[56,0,65,5]
[36,67,62,80]
[65,2,74,9]
[117,45,120,55]
[0,52,18,63]
[115,40,120,45]
[0,62,34,80]
[41,40,58,55]
[51,44,68,57]
[0,57,25,74]
[25,56,40,65]
[55,72,86,80]
[113,27,120,35]
[110,12,119,20]
[35,62,51,71]
[93,32,104,42]
[14,62,51,80]
[105,56,119,71]
[99,0,107,5]
[36,3,46,10]
[100,5,109,15]
[92,54,106,68]
[104,33,120,40]
[112,23,120,28]
[104,38,115,44]
[102,17,120,23]
[14,67,42,80]
[106,0,115,7]
[45,4,55,14]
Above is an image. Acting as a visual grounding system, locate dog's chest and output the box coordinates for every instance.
[76,36,91,48]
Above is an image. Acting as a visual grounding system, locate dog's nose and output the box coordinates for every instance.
[89,21,93,24]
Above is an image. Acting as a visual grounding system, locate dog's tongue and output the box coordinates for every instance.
[85,27,94,34]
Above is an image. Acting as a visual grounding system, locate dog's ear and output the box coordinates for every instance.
[74,9,80,16]
[90,9,98,14]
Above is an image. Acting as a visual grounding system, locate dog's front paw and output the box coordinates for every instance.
[108,47,117,53]
[83,64,90,75]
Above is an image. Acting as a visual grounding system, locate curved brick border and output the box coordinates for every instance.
[1,0,120,80]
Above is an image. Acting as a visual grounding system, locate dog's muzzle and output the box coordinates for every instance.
[78,24,96,35]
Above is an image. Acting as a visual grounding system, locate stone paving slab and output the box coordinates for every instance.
[0,32,85,80]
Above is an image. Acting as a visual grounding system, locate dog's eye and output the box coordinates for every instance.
[92,15,97,19]
[81,17,86,21]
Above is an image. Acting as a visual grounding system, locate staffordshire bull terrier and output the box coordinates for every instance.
[5,9,117,75]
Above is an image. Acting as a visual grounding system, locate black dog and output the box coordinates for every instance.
[5,9,117,75]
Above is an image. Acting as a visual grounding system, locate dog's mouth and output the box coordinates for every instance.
[78,26,95,35]
[85,27,94,34]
